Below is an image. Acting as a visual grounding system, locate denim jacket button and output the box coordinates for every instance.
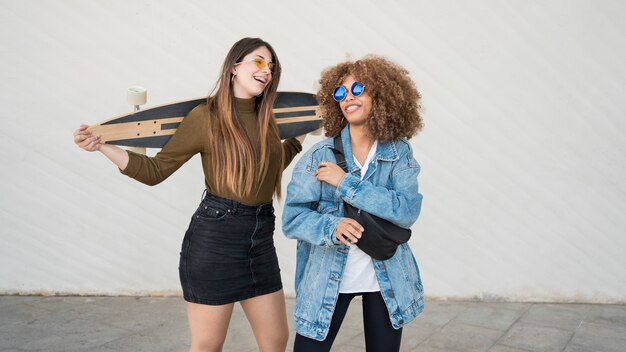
[399,319,404,324]
[379,263,386,270]
[388,290,395,298]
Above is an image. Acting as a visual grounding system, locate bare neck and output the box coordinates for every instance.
[349,124,374,165]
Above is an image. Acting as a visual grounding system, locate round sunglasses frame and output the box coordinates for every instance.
[333,81,365,102]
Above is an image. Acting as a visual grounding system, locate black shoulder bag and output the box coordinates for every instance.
[331,136,411,260]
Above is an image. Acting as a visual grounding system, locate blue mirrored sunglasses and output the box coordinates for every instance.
[332,81,365,102]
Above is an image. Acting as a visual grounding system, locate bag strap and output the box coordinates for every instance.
[331,136,349,173]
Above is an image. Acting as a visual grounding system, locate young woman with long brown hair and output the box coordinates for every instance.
[73,37,304,352]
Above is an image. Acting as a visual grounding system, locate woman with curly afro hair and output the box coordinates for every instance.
[282,56,425,352]
[317,55,423,141]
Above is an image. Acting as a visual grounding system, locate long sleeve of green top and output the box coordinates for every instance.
[120,97,302,205]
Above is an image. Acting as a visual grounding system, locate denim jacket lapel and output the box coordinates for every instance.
[340,125,400,179]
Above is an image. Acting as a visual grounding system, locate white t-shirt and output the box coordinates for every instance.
[338,141,381,293]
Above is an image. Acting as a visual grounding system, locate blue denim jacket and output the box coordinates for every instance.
[282,125,424,341]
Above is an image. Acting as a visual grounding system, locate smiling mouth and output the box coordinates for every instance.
[254,76,268,84]
[345,104,361,113]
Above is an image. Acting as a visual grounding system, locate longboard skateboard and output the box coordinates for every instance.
[89,92,321,148]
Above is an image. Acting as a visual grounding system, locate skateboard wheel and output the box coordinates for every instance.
[127,86,147,106]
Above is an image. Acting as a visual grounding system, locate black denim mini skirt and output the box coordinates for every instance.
[179,191,282,305]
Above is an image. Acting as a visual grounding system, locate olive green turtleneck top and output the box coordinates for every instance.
[120,97,302,205]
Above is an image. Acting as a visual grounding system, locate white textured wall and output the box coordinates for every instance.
[1,0,625,303]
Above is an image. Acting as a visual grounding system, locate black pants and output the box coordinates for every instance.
[294,292,402,352]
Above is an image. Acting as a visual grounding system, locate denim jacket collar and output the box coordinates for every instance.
[340,125,400,172]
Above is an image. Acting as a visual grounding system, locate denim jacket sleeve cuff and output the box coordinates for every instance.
[325,215,342,246]
[335,173,361,202]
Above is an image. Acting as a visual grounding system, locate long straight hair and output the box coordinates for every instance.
[207,38,283,198]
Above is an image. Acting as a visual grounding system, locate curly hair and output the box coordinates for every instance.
[317,56,423,141]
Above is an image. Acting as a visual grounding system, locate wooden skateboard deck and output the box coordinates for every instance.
[89,92,321,148]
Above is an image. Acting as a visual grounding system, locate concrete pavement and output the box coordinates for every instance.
[1,296,625,351]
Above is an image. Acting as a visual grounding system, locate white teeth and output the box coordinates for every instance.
[345,105,359,112]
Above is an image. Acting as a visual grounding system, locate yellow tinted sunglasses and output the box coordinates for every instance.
[235,57,276,73]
